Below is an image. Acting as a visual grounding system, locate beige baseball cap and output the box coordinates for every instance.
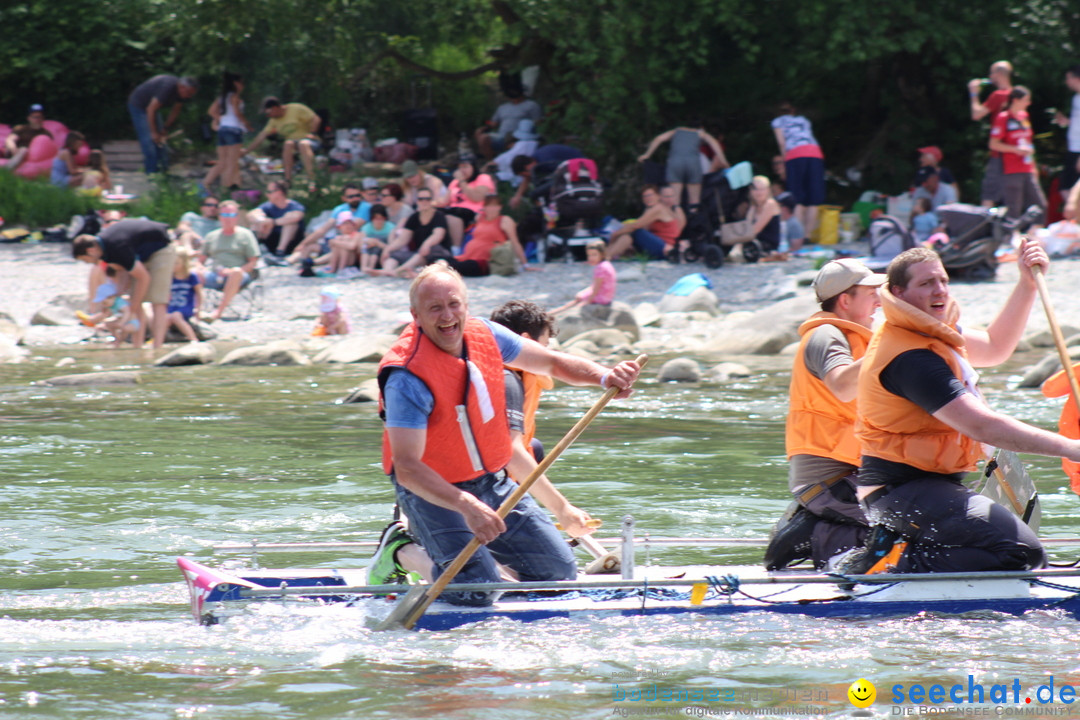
[813,259,886,303]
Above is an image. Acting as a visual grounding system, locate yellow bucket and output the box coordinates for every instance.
[811,205,842,245]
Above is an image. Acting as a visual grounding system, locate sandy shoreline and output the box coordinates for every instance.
[3,242,1078,359]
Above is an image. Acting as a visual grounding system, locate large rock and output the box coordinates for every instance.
[155,342,217,367]
[338,378,380,404]
[218,341,312,366]
[30,293,87,326]
[707,362,753,382]
[701,295,817,356]
[0,335,28,363]
[0,312,22,344]
[657,358,702,383]
[557,301,640,343]
[562,328,633,350]
[1025,327,1080,348]
[40,371,141,386]
[313,334,398,364]
[633,302,661,328]
[1018,348,1080,388]
[657,286,720,316]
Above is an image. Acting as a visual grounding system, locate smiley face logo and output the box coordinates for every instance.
[848,678,876,708]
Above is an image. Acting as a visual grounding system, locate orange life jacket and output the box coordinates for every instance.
[378,318,512,483]
[785,313,872,465]
[856,287,983,475]
[520,371,553,448]
[1041,363,1080,494]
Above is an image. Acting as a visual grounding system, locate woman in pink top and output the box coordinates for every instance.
[446,155,496,222]
[553,241,616,314]
[444,194,529,277]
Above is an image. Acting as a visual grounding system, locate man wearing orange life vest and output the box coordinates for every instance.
[764,259,884,571]
[373,264,640,605]
[851,244,1080,574]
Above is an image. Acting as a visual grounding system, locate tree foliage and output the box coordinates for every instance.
[2,0,1078,203]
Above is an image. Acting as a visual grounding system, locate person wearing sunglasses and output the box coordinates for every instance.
[285,182,373,265]
[198,200,261,321]
[372,191,451,277]
[176,196,222,251]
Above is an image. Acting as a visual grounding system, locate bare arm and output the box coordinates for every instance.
[242,126,270,155]
[700,130,729,169]
[773,127,787,155]
[963,237,1046,366]
[386,426,506,543]
[461,177,492,204]
[509,339,641,398]
[638,130,675,162]
[969,79,990,121]
[303,218,335,244]
[240,255,259,274]
[163,101,183,132]
[505,431,593,537]
[823,358,864,403]
[935,393,1080,461]
[276,210,304,225]
[749,200,779,237]
[1066,181,1080,221]
[231,94,253,132]
[501,216,528,265]
[609,205,664,241]
[417,227,447,255]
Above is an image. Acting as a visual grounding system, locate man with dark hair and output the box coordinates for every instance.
[287,182,369,263]
[764,259,884,571]
[849,241,1079,575]
[247,180,306,257]
[1,104,52,172]
[73,219,177,349]
[913,167,958,210]
[128,75,199,174]
[474,89,542,161]
[242,97,321,187]
[1052,64,1080,195]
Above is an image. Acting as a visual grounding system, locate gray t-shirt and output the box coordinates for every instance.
[129,75,182,111]
[788,324,857,492]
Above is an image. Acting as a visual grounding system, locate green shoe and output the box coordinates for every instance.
[367,520,414,585]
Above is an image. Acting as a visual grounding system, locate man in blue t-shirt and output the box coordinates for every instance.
[248,180,305,256]
[286,182,372,263]
[369,264,641,604]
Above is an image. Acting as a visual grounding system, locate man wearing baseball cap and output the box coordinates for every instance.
[915,145,959,198]
[764,259,885,572]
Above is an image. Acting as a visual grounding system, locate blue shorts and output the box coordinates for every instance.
[203,268,251,290]
[785,156,825,206]
[217,127,244,147]
[630,228,669,259]
[393,471,577,606]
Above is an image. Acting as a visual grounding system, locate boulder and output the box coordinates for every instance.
[313,334,398,364]
[1018,348,1080,388]
[54,357,77,368]
[338,378,380,404]
[218,341,312,367]
[563,339,600,355]
[557,301,640,342]
[155,342,217,367]
[633,302,662,328]
[0,311,23,344]
[779,340,801,355]
[563,344,598,361]
[701,295,817,356]
[41,371,141,386]
[0,335,29,364]
[707,362,753,382]
[617,266,645,282]
[657,357,702,383]
[562,328,633,350]
[1025,327,1080,348]
[657,286,720,316]
[31,305,77,326]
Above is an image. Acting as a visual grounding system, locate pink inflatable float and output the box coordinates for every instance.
[0,119,80,179]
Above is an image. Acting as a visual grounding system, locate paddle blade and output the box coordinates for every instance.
[981,449,1041,533]
[374,584,429,631]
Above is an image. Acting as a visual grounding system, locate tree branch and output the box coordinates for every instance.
[352,47,503,85]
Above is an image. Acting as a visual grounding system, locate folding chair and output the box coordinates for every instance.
[201,262,266,320]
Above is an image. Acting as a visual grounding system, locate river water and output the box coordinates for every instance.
[3,347,1080,719]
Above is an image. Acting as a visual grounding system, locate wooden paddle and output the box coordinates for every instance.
[377,355,647,631]
[1032,264,1080,413]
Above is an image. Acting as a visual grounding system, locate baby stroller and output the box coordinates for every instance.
[933,203,1043,280]
[862,215,917,272]
[680,162,753,268]
[544,158,605,262]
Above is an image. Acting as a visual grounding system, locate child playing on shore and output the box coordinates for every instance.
[326,211,362,277]
[552,240,616,314]
[910,197,940,244]
[358,204,395,273]
[85,280,140,347]
[78,150,112,197]
[313,285,350,336]
[166,248,202,343]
